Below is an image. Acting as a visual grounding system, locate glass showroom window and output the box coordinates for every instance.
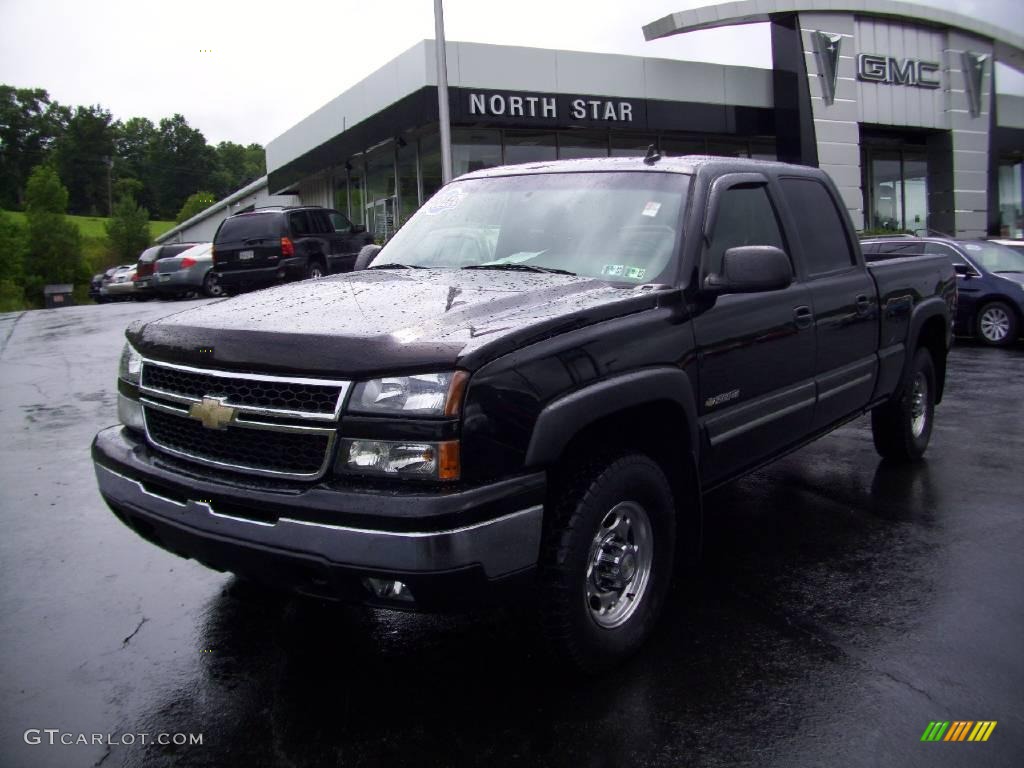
[366,144,397,241]
[419,132,443,203]
[504,130,557,165]
[611,133,658,157]
[396,135,419,227]
[998,160,1022,238]
[557,130,609,160]
[452,129,502,177]
[659,137,705,156]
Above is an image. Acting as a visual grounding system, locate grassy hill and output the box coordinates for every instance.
[0,211,178,309]
[4,211,176,240]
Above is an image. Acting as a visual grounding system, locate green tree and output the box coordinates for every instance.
[22,165,84,302]
[113,116,157,212]
[106,195,151,262]
[148,114,216,218]
[209,141,265,198]
[0,208,28,311]
[176,190,216,223]
[53,104,116,215]
[0,86,70,209]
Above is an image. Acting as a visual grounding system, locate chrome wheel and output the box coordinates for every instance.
[585,501,653,629]
[980,306,1010,343]
[909,371,929,438]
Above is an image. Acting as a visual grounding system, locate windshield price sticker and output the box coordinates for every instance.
[642,202,661,217]
[425,188,467,216]
[603,264,647,280]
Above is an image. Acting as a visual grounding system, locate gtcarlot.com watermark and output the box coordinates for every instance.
[24,729,203,746]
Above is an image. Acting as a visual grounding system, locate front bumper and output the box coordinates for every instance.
[92,426,545,607]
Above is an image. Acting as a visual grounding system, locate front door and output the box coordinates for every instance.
[692,178,817,486]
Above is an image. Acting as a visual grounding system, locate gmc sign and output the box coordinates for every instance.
[856,54,941,89]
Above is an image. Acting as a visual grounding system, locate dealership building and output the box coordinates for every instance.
[160,0,1024,245]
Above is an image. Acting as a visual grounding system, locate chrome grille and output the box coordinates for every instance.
[144,406,332,477]
[141,360,345,418]
[138,359,349,480]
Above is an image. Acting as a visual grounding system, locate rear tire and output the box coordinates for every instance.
[975,301,1017,346]
[203,270,224,298]
[540,453,676,674]
[305,260,326,280]
[871,347,935,462]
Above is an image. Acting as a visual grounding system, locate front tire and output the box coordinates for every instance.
[871,347,936,462]
[540,453,676,673]
[975,301,1017,346]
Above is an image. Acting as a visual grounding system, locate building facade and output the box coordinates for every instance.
[644,0,1024,238]
[174,2,1023,244]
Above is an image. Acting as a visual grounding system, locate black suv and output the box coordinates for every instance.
[212,206,372,293]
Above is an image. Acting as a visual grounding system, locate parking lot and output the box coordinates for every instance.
[1,301,1022,768]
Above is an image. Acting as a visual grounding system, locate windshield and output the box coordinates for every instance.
[371,172,688,284]
[960,241,1024,272]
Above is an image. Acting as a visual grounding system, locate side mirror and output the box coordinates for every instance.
[354,244,381,271]
[704,245,793,294]
[351,224,367,234]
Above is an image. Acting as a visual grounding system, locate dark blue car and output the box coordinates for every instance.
[863,237,1024,346]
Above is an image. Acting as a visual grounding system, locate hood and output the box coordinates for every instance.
[129,269,664,377]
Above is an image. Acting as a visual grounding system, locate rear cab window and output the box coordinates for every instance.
[779,177,856,276]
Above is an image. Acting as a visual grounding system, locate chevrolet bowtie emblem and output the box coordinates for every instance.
[188,396,235,430]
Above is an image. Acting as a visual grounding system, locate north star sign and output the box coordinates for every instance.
[466,91,636,122]
[856,54,941,89]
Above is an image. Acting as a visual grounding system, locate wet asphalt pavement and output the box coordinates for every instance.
[0,301,1022,768]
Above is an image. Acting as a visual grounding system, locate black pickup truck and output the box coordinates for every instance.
[93,156,955,671]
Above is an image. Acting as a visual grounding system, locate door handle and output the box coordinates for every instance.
[855,294,872,315]
[794,305,814,329]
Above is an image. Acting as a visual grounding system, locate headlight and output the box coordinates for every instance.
[349,371,467,416]
[339,439,460,481]
[118,342,142,385]
[117,393,146,433]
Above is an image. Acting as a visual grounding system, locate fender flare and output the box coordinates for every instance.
[524,367,699,468]
[903,297,950,400]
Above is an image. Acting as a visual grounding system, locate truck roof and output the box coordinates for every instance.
[456,155,828,181]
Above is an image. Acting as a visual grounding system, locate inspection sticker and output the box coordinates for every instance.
[626,267,647,280]
[425,187,466,215]
[641,201,661,217]
[602,264,625,277]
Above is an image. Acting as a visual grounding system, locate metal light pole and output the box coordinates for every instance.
[434,0,453,184]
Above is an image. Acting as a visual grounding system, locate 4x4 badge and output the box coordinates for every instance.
[188,396,236,430]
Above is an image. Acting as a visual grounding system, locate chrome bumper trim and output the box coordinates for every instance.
[95,464,543,578]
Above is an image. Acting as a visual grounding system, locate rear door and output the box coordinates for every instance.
[692,175,817,486]
[778,177,877,431]
[213,213,284,274]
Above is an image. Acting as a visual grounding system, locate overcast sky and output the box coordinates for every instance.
[0,0,1020,147]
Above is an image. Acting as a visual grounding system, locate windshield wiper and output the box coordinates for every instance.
[994,270,1023,274]
[463,263,576,276]
[367,263,427,270]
